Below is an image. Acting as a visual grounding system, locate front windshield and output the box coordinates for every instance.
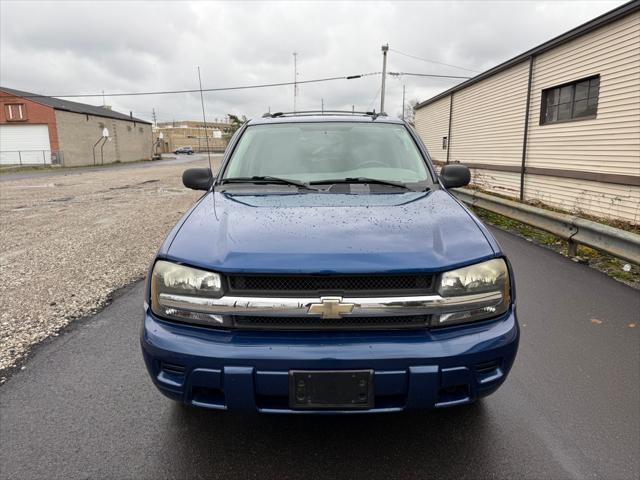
[222,122,432,184]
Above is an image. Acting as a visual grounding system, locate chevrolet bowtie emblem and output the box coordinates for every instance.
[307,297,355,319]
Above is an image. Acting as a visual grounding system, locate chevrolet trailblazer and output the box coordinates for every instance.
[141,111,519,413]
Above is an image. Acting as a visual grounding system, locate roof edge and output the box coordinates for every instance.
[0,88,55,111]
[52,106,152,125]
[0,87,152,124]
[415,0,640,110]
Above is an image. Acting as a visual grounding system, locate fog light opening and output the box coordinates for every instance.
[437,384,470,403]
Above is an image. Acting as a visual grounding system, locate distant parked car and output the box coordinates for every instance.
[174,146,194,155]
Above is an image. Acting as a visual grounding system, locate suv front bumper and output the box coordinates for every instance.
[141,306,519,413]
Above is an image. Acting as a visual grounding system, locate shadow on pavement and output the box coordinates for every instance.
[163,401,498,479]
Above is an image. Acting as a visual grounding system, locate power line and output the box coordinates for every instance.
[9,72,381,99]
[388,71,471,79]
[389,47,480,73]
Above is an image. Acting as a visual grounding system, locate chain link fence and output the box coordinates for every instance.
[0,150,64,166]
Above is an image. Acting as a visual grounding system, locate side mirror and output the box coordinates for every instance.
[182,168,213,190]
[439,164,471,188]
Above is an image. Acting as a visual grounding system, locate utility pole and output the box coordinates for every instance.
[321,98,324,113]
[293,52,298,112]
[380,44,389,113]
[152,108,157,127]
[401,84,406,121]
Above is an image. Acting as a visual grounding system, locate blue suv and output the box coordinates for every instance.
[141,112,519,413]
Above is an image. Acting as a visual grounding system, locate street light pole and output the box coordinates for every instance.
[380,44,389,113]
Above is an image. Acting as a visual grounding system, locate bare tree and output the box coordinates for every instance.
[398,98,419,125]
[223,114,247,140]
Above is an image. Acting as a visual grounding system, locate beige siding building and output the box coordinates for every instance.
[414,1,640,224]
[414,96,450,165]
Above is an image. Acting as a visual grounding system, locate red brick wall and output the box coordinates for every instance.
[0,91,60,151]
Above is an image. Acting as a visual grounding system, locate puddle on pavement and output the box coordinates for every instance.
[10,183,57,188]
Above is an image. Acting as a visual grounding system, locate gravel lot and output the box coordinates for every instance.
[0,155,219,380]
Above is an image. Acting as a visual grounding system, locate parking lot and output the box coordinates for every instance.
[1,225,638,479]
[0,155,219,376]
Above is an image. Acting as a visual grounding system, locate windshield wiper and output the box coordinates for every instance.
[309,177,412,189]
[220,176,316,190]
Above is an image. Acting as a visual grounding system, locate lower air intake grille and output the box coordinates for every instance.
[161,362,186,376]
[232,315,430,330]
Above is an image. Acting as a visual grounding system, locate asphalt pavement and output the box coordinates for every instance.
[1,228,638,480]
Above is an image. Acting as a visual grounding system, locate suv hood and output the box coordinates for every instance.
[164,190,496,273]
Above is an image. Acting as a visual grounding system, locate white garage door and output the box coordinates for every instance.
[0,124,51,165]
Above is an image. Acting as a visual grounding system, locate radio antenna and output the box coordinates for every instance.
[293,52,298,112]
[197,66,213,172]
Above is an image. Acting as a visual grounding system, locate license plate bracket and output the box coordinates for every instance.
[289,370,374,409]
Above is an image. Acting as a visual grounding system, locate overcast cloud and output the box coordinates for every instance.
[0,0,627,123]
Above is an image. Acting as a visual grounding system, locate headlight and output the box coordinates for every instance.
[150,260,229,326]
[433,258,510,326]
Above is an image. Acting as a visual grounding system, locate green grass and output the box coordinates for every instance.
[0,164,62,174]
[0,159,152,176]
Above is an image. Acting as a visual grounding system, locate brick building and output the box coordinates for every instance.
[0,87,152,166]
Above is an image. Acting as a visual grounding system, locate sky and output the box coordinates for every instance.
[0,0,627,124]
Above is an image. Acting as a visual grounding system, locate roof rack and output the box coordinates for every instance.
[262,110,388,120]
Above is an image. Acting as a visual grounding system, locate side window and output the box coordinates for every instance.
[541,75,599,125]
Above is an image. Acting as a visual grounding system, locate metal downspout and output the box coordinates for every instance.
[92,136,103,165]
[520,55,535,201]
[446,92,454,164]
